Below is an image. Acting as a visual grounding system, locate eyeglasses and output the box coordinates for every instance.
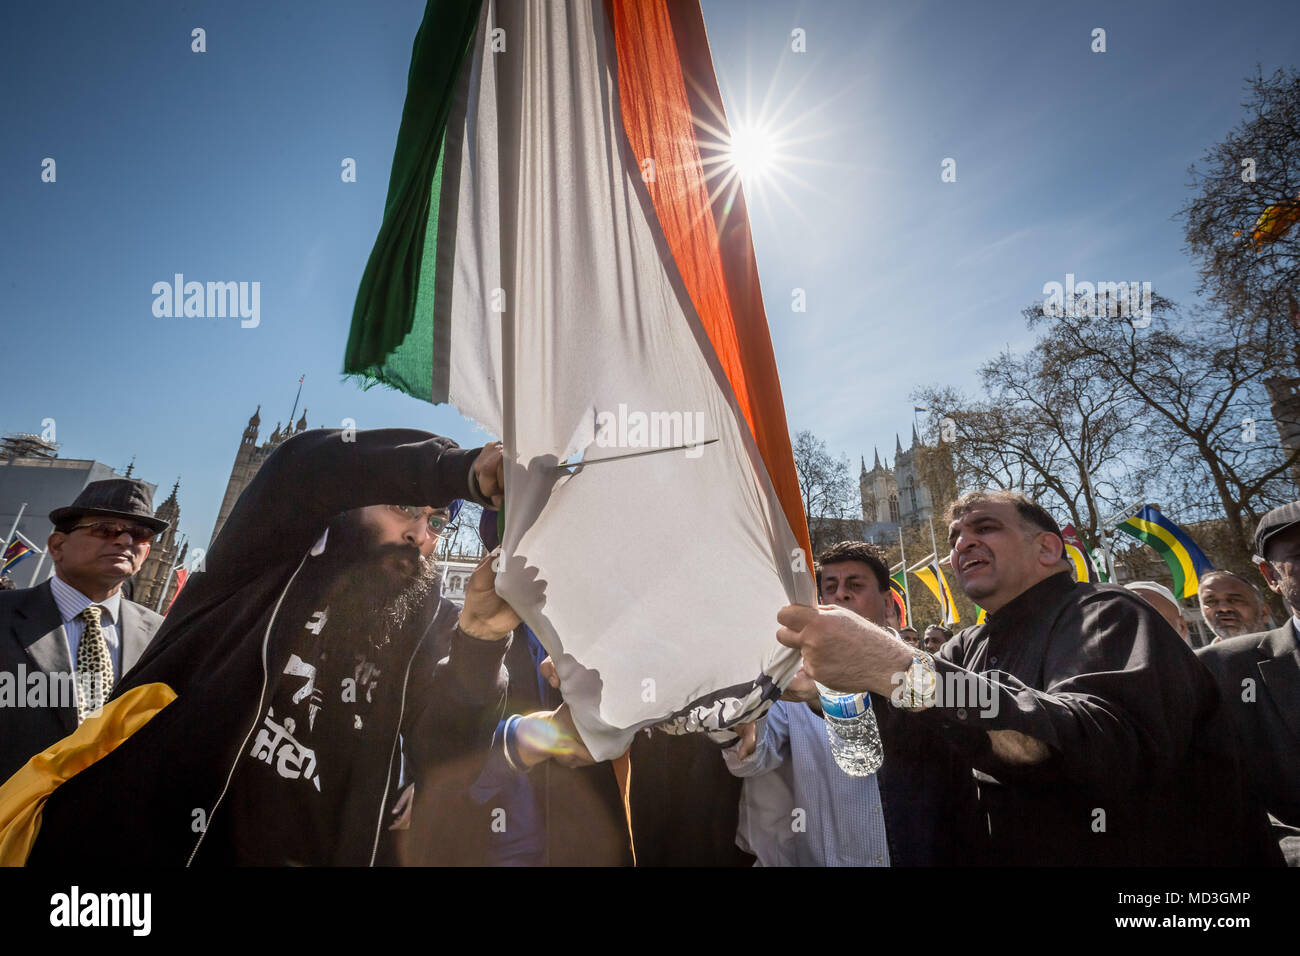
[67,520,157,543]
[387,505,451,536]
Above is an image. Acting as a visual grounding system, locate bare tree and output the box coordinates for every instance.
[913,336,1143,542]
[1024,296,1298,565]
[792,430,858,554]
[1181,66,1300,367]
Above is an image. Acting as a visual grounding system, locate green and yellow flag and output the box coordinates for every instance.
[1115,506,1213,599]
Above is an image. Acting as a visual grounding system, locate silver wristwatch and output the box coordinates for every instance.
[900,650,938,710]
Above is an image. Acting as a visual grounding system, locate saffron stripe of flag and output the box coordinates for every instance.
[1116,506,1214,599]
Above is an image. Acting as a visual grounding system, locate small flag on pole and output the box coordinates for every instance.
[1061,523,1103,584]
[913,553,959,626]
[166,568,190,615]
[3,534,36,574]
[888,568,908,628]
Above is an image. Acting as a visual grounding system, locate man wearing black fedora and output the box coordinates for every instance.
[0,478,167,780]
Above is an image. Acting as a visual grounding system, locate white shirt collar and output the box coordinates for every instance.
[50,573,123,626]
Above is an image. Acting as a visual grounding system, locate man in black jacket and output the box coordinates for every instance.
[775,490,1279,865]
[25,427,516,866]
[1198,501,1300,864]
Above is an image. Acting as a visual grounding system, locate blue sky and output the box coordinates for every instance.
[3,0,1298,552]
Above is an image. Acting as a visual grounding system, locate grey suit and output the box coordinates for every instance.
[0,580,163,782]
[1198,621,1300,864]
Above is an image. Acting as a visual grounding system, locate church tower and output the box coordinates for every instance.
[136,478,183,611]
[860,446,901,544]
[894,423,935,526]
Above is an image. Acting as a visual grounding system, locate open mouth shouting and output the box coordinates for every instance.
[956,552,992,579]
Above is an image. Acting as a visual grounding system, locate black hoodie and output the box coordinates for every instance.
[27,427,509,866]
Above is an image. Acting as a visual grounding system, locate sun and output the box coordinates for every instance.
[726,121,779,186]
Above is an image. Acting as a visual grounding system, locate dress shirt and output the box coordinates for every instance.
[49,574,123,679]
[724,699,891,866]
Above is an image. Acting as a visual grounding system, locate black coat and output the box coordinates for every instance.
[26,428,508,866]
[907,571,1280,866]
[1198,621,1300,862]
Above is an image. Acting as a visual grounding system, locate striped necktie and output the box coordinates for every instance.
[75,605,114,722]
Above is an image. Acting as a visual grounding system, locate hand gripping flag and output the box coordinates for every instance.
[345,0,815,759]
[1115,506,1213,599]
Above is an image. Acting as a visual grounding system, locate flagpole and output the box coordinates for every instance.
[1097,496,1145,584]
[1083,471,1115,582]
[27,548,48,588]
[897,527,912,624]
[3,502,26,559]
[287,374,305,426]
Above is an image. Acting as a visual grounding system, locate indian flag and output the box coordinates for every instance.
[345,0,815,759]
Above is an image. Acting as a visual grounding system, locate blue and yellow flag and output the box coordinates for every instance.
[1115,506,1213,599]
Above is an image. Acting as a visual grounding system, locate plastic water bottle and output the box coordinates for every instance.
[816,683,884,776]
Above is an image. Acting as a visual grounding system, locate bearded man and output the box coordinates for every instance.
[17,428,516,866]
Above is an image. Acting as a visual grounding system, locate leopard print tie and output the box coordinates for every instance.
[75,605,114,722]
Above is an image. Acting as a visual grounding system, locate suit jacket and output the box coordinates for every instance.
[0,579,163,781]
[1198,621,1300,837]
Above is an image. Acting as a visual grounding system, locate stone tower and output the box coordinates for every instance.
[858,427,941,546]
[209,404,308,548]
[894,423,935,527]
[136,478,183,611]
[859,448,899,527]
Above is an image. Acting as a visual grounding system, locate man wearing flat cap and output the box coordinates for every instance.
[1198,500,1300,864]
[0,478,167,780]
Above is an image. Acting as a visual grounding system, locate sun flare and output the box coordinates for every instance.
[725,122,778,185]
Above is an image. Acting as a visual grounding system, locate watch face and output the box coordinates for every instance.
[909,657,938,702]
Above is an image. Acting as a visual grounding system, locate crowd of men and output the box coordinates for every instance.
[1,426,1298,866]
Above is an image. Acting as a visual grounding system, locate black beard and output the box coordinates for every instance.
[316,512,439,650]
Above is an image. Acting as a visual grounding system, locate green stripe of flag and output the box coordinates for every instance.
[344,0,484,401]
[1117,523,1188,595]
